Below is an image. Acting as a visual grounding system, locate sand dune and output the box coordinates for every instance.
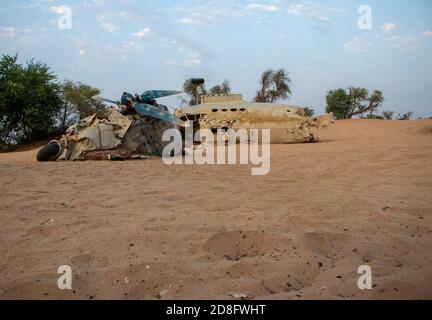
[0,119,431,299]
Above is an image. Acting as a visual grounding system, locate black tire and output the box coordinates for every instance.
[36,143,61,162]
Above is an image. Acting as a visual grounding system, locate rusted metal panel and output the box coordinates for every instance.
[60,108,174,160]
[84,149,131,161]
[175,95,331,144]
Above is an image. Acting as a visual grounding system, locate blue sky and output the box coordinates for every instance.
[1,0,431,117]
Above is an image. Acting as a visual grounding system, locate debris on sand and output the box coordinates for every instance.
[229,292,248,299]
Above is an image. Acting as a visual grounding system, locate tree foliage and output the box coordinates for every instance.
[398,111,414,120]
[365,114,385,120]
[57,82,79,132]
[0,54,62,148]
[209,79,231,95]
[183,79,206,106]
[254,68,292,103]
[325,87,384,119]
[382,110,394,120]
[62,80,105,119]
[0,54,104,150]
[303,107,315,117]
[325,89,353,119]
[183,79,232,106]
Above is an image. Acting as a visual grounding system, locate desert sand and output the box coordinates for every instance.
[0,119,431,300]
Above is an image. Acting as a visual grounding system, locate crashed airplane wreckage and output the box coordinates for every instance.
[36,90,183,162]
[174,79,333,144]
[36,80,333,162]
[175,95,333,144]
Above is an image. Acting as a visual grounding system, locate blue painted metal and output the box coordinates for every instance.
[140,90,182,103]
[121,92,135,105]
[135,103,184,125]
[98,97,118,105]
[99,90,183,125]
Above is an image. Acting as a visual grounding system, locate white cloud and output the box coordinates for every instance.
[119,40,143,60]
[77,49,85,57]
[246,3,279,12]
[381,23,397,33]
[384,35,417,49]
[421,30,432,37]
[287,4,306,16]
[311,3,344,13]
[98,14,117,33]
[178,18,203,25]
[165,58,201,67]
[178,18,193,24]
[172,2,247,28]
[344,36,369,52]
[165,51,202,68]
[83,0,106,7]
[287,4,330,22]
[183,58,201,66]
[49,5,69,14]
[132,27,151,37]
[0,27,16,38]
[184,52,201,66]
[101,21,116,33]
[344,32,419,51]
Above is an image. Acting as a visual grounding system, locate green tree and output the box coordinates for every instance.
[398,111,414,120]
[303,107,315,117]
[254,69,273,102]
[57,82,80,132]
[62,80,105,119]
[326,87,384,119]
[348,87,368,118]
[365,114,385,120]
[382,110,394,120]
[183,79,207,106]
[254,68,292,103]
[325,89,353,119]
[357,90,384,118]
[0,54,62,148]
[209,79,231,95]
